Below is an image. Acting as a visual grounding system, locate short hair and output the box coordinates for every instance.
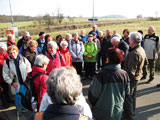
[47,41,58,50]
[39,32,45,36]
[123,29,130,35]
[7,34,14,41]
[29,40,38,47]
[111,36,121,43]
[60,40,68,47]
[66,33,72,39]
[107,47,124,64]
[148,26,155,31]
[7,45,19,53]
[34,54,49,66]
[0,42,7,51]
[98,31,103,35]
[137,30,143,35]
[47,67,82,105]
[56,35,62,40]
[72,32,79,37]
[129,32,142,44]
[112,33,121,39]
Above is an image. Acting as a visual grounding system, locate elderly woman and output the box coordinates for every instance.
[0,43,12,108]
[27,67,93,120]
[46,41,61,74]
[60,40,72,66]
[23,40,38,67]
[42,34,52,55]
[69,32,84,75]
[65,33,72,44]
[32,54,49,110]
[7,34,16,47]
[39,66,92,118]
[84,34,98,79]
[3,45,31,89]
[88,47,130,120]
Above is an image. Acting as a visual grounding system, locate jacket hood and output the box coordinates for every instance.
[32,66,46,75]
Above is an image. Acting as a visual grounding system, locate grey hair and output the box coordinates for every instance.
[47,67,82,105]
[98,31,103,35]
[111,36,121,42]
[72,32,79,37]
[112,33,121,39]
[47,41,58,50]
[60,40,68,47]
[0,43,7,51]
[66,33,72,39]
[34,54,49,66]
[148,26,155,31]
[129,32,142,44]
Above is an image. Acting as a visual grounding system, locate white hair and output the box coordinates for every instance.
[34,54,49,66]
[98,31,103,35]
[112,33,121,38]
[0,43,7,51]
[47,67,82,105]
[129,32,142,44]
[111,36,121,42]
[47,41,58,50]
[66,33,72,39]
[60,40,68,47]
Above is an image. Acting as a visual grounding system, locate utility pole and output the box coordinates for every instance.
[9,0,14,26]
[92,0,94,23]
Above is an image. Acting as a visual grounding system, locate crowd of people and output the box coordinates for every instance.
[0,24,159,120]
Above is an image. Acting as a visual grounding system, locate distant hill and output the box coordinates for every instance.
[99,15,127,18]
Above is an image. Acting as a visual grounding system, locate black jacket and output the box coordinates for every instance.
[27,104,93,120]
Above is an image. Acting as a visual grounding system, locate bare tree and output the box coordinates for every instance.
[56,8,64,24]
[43,13,52,29]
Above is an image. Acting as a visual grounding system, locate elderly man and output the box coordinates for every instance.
[17,31,30,49]
[123,32,147,120]
[101,29,113,66]
[88,24,99,38]
[143,26,159,83]
[111,34,129,68]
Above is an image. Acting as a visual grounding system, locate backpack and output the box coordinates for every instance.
[18,72,45,111]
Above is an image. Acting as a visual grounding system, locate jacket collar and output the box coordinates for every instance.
[45,104,80,115]
[129,45,140,52]
[103,63,121,70]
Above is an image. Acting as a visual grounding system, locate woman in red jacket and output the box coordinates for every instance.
[60,40,72,66]
[46,41,61,74]
[0,43,13,108]
[32,54,49,110]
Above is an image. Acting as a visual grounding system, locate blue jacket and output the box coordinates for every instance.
[37,38,45,54]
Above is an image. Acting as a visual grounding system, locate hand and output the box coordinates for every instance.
[87,55,92,59]
[12,82,18,88]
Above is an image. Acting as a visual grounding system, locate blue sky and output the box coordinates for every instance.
[0,0,160,18]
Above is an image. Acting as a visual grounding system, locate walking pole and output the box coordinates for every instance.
[15,88,19,120]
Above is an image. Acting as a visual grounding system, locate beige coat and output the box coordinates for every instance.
[124,45,147,81]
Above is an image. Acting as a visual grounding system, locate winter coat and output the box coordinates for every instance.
[60,48,72,66]
[7,40,16,47]
[93,38,101,53]
[118,40,129,60]
[69,40,84,62]
[3,54,31,85]
[39,93,92,118]
[23,47,38,67]
[37,38,45,54]
[144,33,159,59]
[46,52,61,74]
[121,37,129,45]
[84,42,98,62]
[17,36,25,49]
[101,35,113,56]
[124,45,147,81]
[88,64,130,120]
[27,104,93,120]
[89,30,99,38]
[32,66,48,109]
[0,52,8,82]
[80,35,87,44]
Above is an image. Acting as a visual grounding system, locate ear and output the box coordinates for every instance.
[106,57,109,63]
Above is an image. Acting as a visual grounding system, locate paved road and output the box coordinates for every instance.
[0,74,160,120]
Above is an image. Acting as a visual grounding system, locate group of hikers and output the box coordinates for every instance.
[0,24,159,120]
